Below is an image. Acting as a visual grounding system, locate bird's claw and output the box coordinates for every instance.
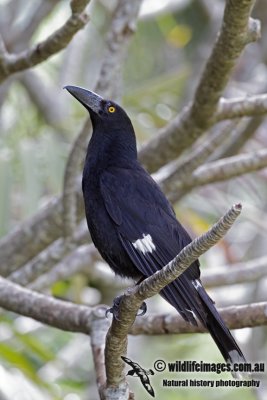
[137,301,147,316]
[105,296,147,319]
[105,295,123,320]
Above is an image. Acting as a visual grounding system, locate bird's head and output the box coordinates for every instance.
[64,85,132,131]
[65,85,137,164]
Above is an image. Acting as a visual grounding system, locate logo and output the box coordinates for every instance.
[121,356,155,397]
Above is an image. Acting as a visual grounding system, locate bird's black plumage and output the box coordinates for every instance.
[65,85,246,374]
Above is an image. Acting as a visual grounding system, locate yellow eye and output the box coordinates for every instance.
[108,106,116,113]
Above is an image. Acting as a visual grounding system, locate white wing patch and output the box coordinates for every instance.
[132,234,156,254]
[192,279,202,290]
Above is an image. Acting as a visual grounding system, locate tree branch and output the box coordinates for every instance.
[90,309,111,399]
[216,94,267,121]
[95,0,142,99]
[0,276,93,333]
[0,0,90,83]
[0,197,64,276]
[139,0,260,173]
[130,302,267,335]
[202,256,267,288]
[3,0,59,52]
[6,224,89,286]
[216,116,264,158]
[0,273,266,337]
[156,120,240,196]
[71,0,90,14]
[190,6,259,128]
[28,244,100,291]
[165,148,267,202]
[18,70,67,128]
[0,34,7,59]
[104,204,242,390]
[62,120,91,239]
[0,193,83,277]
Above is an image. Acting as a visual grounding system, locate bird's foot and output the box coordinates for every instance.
[105,295,147,320]
[105,295,123,320]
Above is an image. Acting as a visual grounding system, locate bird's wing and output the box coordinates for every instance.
[121,357,155,397]
[100,167,206,325]
[139,374,155,397]
[121,356,141,370]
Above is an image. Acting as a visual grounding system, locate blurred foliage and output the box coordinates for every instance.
[0,0,266,399]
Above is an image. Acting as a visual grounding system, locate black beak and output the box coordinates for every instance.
[64,85,103,114]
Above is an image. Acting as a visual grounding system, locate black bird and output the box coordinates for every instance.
[65,85,246,374]
[121,356,155,397]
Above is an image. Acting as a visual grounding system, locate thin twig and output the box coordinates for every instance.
[18,70,67,128]
[90,309,111,399]
[95,0,142,99]
[0,0,90,83]
[7,224,89,286]
[216,116,264,159]
[28,244,100,291]
[71,0,90,14]
[0,192,84,277]
[3,0,59,51]
[216,94,267,121]
[0,197,64,276]
[62,119,91,239]
[0,35,7,59]
[166,148,267,202]
[157,120,240,196]
[202,256,267,288]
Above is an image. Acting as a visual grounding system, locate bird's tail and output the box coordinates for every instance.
[193,279,247,379]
